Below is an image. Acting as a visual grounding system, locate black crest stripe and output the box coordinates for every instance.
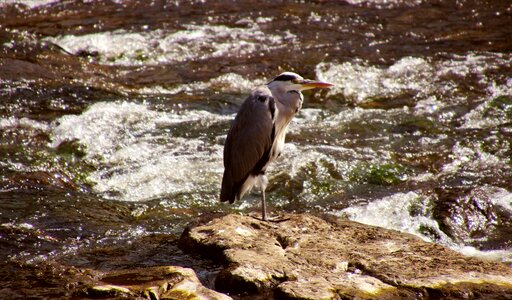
[272,74,297,82]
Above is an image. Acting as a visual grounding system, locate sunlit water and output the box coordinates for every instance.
[44,23,295,66]
[1,0,511,297]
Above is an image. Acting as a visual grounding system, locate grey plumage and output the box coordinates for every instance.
[220,86,275,203]
[220,72,333,220]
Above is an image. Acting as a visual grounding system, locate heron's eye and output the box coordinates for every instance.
[291,79,299,84]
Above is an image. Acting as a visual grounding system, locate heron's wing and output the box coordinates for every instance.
[220,86,276,203]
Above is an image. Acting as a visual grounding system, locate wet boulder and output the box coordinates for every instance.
[434,186,512,250]
[84,266,231,300]
[179,214,512,299]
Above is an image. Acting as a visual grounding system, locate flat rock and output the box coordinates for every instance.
[179,214,512,299]
[84,265,231,300]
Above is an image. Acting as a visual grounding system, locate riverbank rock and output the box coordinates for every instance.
[84,266,231,300]
[179,213,512,299]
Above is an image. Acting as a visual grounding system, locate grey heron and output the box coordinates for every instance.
[220,72,334,220]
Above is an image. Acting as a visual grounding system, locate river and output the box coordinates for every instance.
[1,0,511,298]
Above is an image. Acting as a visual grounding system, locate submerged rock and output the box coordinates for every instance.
[179,214,512,299]
[83,266,231,300]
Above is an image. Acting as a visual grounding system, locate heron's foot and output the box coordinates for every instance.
[266,216,291,223]
[249,213,290,223]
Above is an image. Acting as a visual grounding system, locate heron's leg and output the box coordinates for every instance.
[259,175,268,221]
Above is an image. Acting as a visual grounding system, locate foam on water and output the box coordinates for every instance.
[461,79,512,129]
[273,143,353,201]
[1,0,58,8]
[0,116,50,132]
[440,141,504,177]
[136,73,266,95]
[51,101,229,202]
[493,189,512,212]
[413,95,445,115]
[316,57,434,103]
[336,190,512,263]
[344,0,423,8]
[315,53,512,109]
[45,22,295,66]
[338,192,452,242]
[51,102,160,160]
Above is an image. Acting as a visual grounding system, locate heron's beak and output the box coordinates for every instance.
[298,79,334,91]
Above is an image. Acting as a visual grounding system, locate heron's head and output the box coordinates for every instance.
[267,72,334,93]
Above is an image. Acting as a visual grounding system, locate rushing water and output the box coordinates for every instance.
[1,0,512,297]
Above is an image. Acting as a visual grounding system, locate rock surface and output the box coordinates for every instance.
[83,266,231,300]
[179,213,512,299]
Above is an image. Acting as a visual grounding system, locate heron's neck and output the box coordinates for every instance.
[267,86,302,163]
[273,92,301,140]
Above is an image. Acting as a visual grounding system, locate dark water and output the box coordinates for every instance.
[1,0,512,297]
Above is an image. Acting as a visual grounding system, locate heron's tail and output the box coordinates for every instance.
[220,174,236,204]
